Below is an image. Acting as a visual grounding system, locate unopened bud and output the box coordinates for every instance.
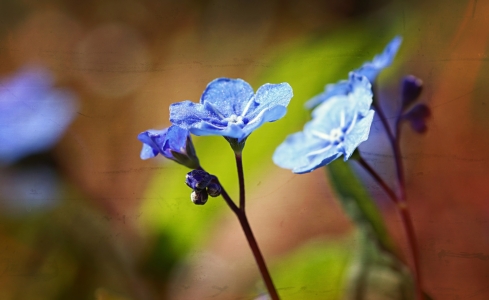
[191,190,208,205]
[403,103,431,133]
[186,170,212,191]
[207,182,222,197]
[401,75,423,110]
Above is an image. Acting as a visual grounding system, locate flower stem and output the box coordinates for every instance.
[235,152,279,299]
[370,94,423,300]
[208,153,279,299]
[235,153,246,210]
[236,211,280,300]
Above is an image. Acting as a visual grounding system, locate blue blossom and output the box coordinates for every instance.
[354,36,402,83]
[137,125,199,169]
[305,73,373,113]
[273,75,375,174]
[170,78,293,145]
[0,66,77,164]
[305,36,402,109]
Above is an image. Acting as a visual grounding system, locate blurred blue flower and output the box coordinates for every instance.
[138,125,199,169]
[355,36,402,83]
[170,78,293,143]
[305,36,402,109]
[274,75,375,174]
[0,66,77,164]
[305,73,373,112]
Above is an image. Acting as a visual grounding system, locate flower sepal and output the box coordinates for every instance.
[224,136,247,154]
[170,150,200,169]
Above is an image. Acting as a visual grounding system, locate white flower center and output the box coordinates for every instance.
[225,114,245,125]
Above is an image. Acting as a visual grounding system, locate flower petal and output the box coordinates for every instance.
[242,105,287,138]
[163,126,189,157]
[355,36,402,82]
[170,100,220,129]
[200,78,254,116]
[137,128,168,159]
[245,82,293,120]
[343,110,375,159]
[304,79,350,109]
[273,132,320,172]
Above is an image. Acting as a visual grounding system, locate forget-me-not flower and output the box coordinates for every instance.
[138,125,199,169]
[0,66,77,164]
[305,36,402,109]
[170,78,293,148]
[355,36,402,83]
[273,74,375,174]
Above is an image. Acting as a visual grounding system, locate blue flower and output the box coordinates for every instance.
[354,36,402,83]
[170,78,293,145]
[273,75,375,174]
[137,125,199,169]
[0,66,77,164]
[305,36,402,109]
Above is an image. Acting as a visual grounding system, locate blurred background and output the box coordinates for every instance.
[0,0,488,299]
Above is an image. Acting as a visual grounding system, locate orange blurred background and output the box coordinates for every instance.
[0,0,488,299]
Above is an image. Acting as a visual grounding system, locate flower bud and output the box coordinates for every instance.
[190,190,208,205]
[207,182,222,197]
[403,103,430,133]
[401,75,423,110]
[186,170,212,191]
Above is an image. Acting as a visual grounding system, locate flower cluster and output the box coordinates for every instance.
[138,78,294,163]
[185,169,221,205]
[274,37,402,173]
[138,78,293,203]
[0,66,77,164]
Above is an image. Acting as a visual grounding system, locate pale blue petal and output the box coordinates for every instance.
[200,78,254,116]
[343,110,375,159]
[170,101,221,129]
[347,73,373,116]
[189,122,245,140]
[163,125,188,157]
[355,36,402,82]
[304,79,350,109]
[273,131,342,174]
[273,132,320,171]
[245,83,293,120]
[140,143,158,159]
[137,128,168,159]
[308,96,356,132]
[242,106,287,138]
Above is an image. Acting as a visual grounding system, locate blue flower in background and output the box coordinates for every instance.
[354,36,402,83]
[305,36,402,109]
[274,75,375,174]
[0,66,77,164]
[170,78,293,144]
[305,73,373,112]
[138,125,199,169]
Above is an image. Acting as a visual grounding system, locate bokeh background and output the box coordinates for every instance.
[0,0,488,299]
